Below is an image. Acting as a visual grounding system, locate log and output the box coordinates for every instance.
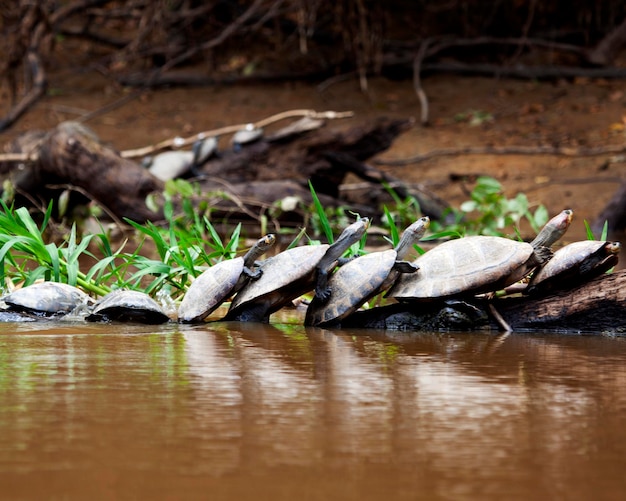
[343,270,626,334]
[36,121,164,222]
[495,270,626,332]
[3,117,424,225]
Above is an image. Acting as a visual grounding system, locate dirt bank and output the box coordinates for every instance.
[3,71,625,249]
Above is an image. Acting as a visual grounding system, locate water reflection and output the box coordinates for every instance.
[1,322,626,499]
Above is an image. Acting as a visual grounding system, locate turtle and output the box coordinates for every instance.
[225,217,370,322]
[267,116,325,142]
[177,234,277,323]
[2,282,92,317]
[86,289,170,324]
[231,124,263,151]
[388,209,573,301]
[145,136,218,181]
[305,216,430,327]
[525,240,621,296]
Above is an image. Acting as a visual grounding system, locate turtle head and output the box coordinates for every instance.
[532,209,573,248]
[403,216,430,240]
[606,241,621,255]
[336,217,370,244]
[394,216,430,259]
[258,233,277,251]
[191,136,218,166]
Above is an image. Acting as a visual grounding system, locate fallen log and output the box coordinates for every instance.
[2,116,433,226]
[36,121,164,222]
[342,269,626,334]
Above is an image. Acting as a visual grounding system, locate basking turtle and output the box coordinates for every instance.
[86,289,170,324]
[225,217,370,322]
[388,209,573,301]
[145,136,217,181]
[231,124,263,151]
[526,240,620,296]
[305,216,430,327]
[178,234,277,323]
[2,282,92,317]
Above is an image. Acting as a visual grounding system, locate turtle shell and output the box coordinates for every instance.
[389,236,535,300]
[232,126,263,146]
[227,244,330,320]
[305,249,397,327]
[3,282,91,317]
[86,290,169,324]
[527,240,620,295]
[178,257,244,322]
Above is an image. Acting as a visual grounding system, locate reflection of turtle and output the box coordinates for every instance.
[526,240,620,296]
[305,217,430,327]
[86,289,170,324]
[389,209,573,300]
[225,217,370,322]
[178,234,276,323]
[3,282,92,317]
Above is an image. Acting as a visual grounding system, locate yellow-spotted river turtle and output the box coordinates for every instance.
[178,234,276,323]
[225,217,370,322]
[305,216,430,327]
[2,282,92,317]
[86,289,170,324]
[388,209,573,300]
[526,240,620,295]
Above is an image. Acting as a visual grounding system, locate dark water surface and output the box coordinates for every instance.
[1,321,626,500]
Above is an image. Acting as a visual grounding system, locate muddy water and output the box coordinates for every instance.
[1,321,626,500]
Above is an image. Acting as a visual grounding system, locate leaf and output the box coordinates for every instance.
[45,242,60,282]
[308,181,333,244]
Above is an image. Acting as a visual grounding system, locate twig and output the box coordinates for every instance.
[488,302,512,332]
[412,39,433,126]
[0,51,46,132]
[119,109,353,159]
[46,183,127,231]
[0,108,354,163]
[147,0,266,83]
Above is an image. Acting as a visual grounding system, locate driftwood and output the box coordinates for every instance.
[3,116,449,225]
[343,270,626,334]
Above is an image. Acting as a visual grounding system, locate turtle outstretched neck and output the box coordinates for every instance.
[395,216,430,260]
[241,234,277,280]
[531,209,573,248]
[314,217,370,302]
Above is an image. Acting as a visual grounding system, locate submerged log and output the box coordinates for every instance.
[343,270,626,334]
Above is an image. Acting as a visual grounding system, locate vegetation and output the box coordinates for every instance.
[0,176,600,301]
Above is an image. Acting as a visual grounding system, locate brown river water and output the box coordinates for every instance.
[1,320,626,500]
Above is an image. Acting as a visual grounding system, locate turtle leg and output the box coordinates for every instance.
[314,269,332,302]
[243,266,263,281]
[393,261,419,273]
[534,246,554,265]
[336,256,356,266]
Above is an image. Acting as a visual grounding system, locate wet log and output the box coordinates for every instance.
[344,270,626,334]
[494,270,626,333]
